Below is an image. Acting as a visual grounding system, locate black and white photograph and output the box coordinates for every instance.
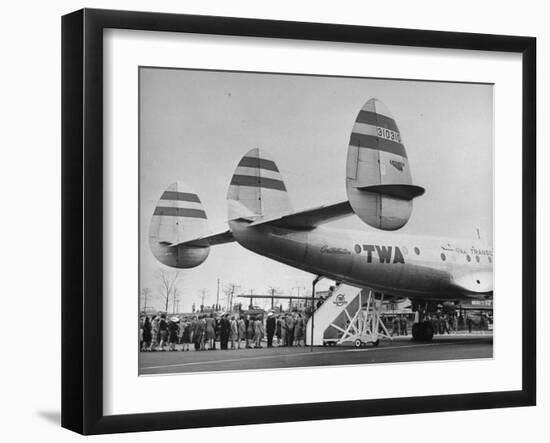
[139,68,494,375]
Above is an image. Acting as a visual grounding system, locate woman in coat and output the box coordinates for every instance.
[180,318,191,351]
[294,314,304,346]
[246,316,255,348]
[237,316,246,349]
[142,317,152,351]
[205,313,216,350]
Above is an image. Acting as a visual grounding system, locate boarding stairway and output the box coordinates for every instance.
[305,284,392,347]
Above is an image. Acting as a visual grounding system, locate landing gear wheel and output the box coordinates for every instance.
[412,323,421,341]
[354,339,363,348]
[423,323,434,341]
[412,322,434,341]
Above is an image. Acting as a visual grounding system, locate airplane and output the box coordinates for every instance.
[148,98,493,342]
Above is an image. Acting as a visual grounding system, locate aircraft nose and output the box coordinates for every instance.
[452,271,493,293]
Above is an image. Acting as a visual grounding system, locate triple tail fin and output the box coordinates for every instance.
[346,98,424,230]
[149,181,211,268]
[227,148,292,221]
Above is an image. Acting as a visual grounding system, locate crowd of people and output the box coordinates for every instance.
[386,312,493,337]
[139,311,309,352]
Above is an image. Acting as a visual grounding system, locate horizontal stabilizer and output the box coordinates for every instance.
[355,184,425,201]
[169,230,235,248]
[248,201,353,230]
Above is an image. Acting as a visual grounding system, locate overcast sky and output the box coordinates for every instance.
[139,68,493,313]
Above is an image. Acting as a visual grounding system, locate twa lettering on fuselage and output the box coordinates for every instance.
[355,244,405,264]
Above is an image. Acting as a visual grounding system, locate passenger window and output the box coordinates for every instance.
[466,255,471,262]
[476,256,480,263]
[414,247,420,255]
[440,253,446,261]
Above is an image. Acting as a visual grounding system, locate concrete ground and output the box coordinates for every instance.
[139,334,493,375]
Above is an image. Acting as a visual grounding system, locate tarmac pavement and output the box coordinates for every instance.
[139,334,493,375]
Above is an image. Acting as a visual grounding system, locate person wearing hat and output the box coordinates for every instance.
[253,315,264,348]
[142,316,152,351]
[220,314,231,350]
[286,313,295,347]
[229,316,238,349]
[168,317,180,351]
[237,315,246,349]
[294,313,304,347]
[158,314,169,351]
[246,315,254,348]
[180,317,191,351]
[280,315,287,347]
[266,312,276,348]
[205,313,216,351]
[151,315,160,351]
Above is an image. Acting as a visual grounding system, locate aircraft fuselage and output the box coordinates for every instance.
[229,220,493,301]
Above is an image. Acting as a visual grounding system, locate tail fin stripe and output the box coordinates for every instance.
[160,191,201,203]
[349,133,407,157]
[230,174,287,191]
[153,207,207,218]
[357,110,399,132]
[238,156,279,172]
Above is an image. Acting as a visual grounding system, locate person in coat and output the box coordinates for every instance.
[236,315,246,349]
[286,314,295,347]
[253,316,264,348]
[246,315,255,348]
[275,315,282,346]
[220,314,231,350]
[229,316,238,349]
[180,318,191,351]
[266,313,276,348]
[205,313,216,350]
[294,313,304,346]
[142,316,152,351]
[168,317,180,351]
[280,316,287,346]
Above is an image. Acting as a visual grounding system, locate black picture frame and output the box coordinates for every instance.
[61,8,536,435]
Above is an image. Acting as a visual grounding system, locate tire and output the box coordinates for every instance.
[412,322,433,341]
[412,323,421,341]
[372,339,380,347]
[354,339,363,348]
[422,322,434,341]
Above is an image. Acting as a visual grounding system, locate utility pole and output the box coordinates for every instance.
[216,278,220,311]
[172,288,178,314]
[141,287,150,312]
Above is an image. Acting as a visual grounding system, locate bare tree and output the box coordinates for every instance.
[140,287,151,312]
[172,287,180,314]
[156,268,182,313]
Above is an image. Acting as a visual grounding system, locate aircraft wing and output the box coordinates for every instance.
[168,230,234,248]
[248,200,353,230]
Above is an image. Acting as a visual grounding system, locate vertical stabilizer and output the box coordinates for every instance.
[227,148,292,221]
[346,98,424,230]
[149,181,211,268]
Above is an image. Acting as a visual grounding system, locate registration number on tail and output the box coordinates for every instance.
[377,127,401,143]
